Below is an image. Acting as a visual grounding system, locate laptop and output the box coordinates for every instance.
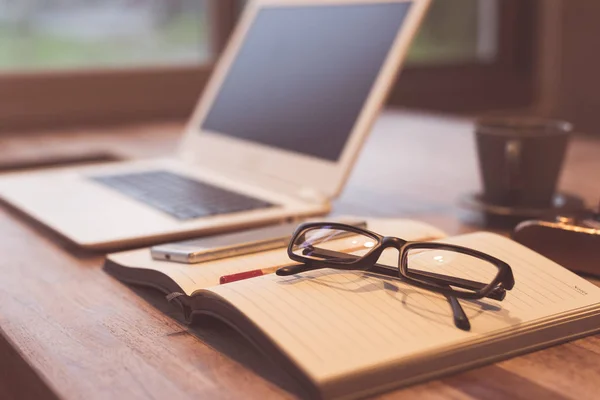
[0,0,430,250]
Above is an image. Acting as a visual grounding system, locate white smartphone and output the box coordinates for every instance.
[150,218,367,264]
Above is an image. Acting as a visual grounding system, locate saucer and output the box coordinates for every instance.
[459,192,586,220]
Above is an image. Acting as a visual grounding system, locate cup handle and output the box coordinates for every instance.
[505,139,522,201]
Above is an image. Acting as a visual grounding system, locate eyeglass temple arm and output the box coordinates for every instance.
[446,294,471,331]
[436,283,470,331]
[303,247,506,301]
[277,263,322,276]
[372,264,505,302]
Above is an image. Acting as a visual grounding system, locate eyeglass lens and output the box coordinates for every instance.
[405,248,499,294]
[291,226,380,263]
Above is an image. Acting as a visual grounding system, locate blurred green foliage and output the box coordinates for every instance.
[0,0,481,72]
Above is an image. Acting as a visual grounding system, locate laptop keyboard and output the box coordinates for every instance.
[91,170,276,220]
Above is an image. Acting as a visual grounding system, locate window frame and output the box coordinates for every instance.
[0,0,537,132]
[389,0,538,112]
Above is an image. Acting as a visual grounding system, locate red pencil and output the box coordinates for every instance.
[219,266,281,284]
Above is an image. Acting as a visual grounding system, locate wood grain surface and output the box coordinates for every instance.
[0,110,598,400]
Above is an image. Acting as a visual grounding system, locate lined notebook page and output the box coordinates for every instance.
[107,218,445,295]
[206,232,600,383]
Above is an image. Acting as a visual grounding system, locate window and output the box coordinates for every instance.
[0,1,211,71]
[393,0,536,112]
[0,0,238,131]
[407,0,497,65]
[0,0,536,131]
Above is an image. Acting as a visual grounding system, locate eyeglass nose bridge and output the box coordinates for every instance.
[380,236,408,249]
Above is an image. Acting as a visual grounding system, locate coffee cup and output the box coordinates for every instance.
[475,118,573,208]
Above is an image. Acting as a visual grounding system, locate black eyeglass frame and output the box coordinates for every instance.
[285,222,515,301]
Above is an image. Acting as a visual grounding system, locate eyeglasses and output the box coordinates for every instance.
[276,222,515,331]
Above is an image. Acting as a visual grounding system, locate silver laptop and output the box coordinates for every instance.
[0,0,430,250]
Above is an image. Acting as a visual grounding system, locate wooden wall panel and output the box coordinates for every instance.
[534,1,600,135]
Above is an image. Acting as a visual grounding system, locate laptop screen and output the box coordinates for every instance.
[201,3,411,162]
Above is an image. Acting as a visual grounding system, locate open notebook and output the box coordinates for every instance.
[105,219,600,399]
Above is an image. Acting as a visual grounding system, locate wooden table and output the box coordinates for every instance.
[1,111,599,400]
